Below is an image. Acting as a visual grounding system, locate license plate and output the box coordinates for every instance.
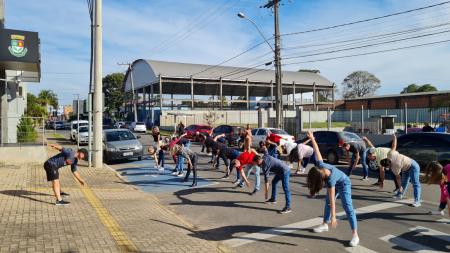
[123,152,133,157]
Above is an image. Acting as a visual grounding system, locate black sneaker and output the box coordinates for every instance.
[265,198,277,204]
[250,189,259,195]
[55,200,70,206]
[60,192,70,197]
[221,175,230,179]
[208,161,213,164]
[280,207,292,214]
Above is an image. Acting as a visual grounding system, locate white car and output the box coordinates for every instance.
[75,126,92,145]
[129,122,147,133]
[70,120,89,141]
[250,128,295,147]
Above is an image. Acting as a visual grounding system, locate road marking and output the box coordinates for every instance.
[380,234,438,253]
[345,246,379,253]
[437,218,450,224]
[79,185,138,252]
[410,226,450,243]
[223,200,411,248]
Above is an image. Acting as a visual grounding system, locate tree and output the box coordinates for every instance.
[341,71,380,99]
[17,116,37,143]
[38,89,58,109]
[26,93,47,118]
[103,72,125,118]
[401,83,437,94]
[298,69,320,74]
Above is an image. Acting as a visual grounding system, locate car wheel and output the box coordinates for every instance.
[327,151,338,165]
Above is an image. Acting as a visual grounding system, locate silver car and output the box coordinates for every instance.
[103,129,143,162]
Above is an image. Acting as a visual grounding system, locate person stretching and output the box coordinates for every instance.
[44,144,88,206]
[283,139,313,175]
[380,134,422,207]
[342,141,367,179]
[306,131,359,247]
[173,144,198,187]
[253,147,292,214]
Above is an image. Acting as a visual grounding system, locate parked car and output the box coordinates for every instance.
[103,129,143,163]
[297,131,365,164]
[212,125,242,146]
[52,121,65,130]
[129,122,147,133]
[185,124,212,141]
[75,126,92,145]
[383,132,450,170]
[70,120,89,141]
[251,128,295,147]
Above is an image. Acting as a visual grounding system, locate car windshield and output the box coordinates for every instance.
[79,127,89,133]
[136,122,145,125]
[341,132,361,141]
[106,131,136,142]
[270,129,289,135]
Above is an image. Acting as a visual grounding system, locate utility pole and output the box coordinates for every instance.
[263,0,283,129]
[75,94,80,149]
[93,0,103,168]
[118,63,137,122]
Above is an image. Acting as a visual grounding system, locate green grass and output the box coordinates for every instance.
[303,122,350,128]
[50,133,65,139]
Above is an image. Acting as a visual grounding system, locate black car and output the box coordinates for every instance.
[297,131,365,164]
[386,133,450,170]
[213,125,242,146]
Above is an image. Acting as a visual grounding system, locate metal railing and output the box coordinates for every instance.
[0,116,46,146]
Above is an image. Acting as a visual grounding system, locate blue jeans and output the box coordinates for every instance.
[401,160,421,203]
[177,142,191,173]
[301,152,317,168]
[324,179,357,230]
[347,151,367,177]
[245,165,261,191]
[158,150,165,167]
[268,146,278,159]
[271,170,291,209]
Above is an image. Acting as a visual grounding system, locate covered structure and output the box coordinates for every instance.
[123,59,335,120]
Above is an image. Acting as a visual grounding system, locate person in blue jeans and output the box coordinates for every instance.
[176,138,191,177]
[343,141,367,180]
[306,131,360,247]
[253,147,292,214]
[380,134,422,207]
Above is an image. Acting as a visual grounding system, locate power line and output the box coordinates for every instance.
[281,1,450,37]
[282,39,450,66]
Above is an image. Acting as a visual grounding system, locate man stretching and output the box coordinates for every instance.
[44,144,88,206]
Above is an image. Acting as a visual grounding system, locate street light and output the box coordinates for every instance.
[237,12,274,52]
[237,10,283,129]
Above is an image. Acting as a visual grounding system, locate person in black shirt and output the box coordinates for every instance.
[44,144,88,206]
[422,122,435,132]
[343,142,367,178]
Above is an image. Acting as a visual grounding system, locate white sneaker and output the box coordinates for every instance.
[154,165,160,169]
[313,224,329,233]
[411,201,421,207]
[300,168,306,174]
[361,177,369,181]
[177,172,185,177]
[171,171,178,176]
[393,193,403,200]
[349,235,360,247]
[429,210,444,215]
[233,181,241,185]
[158,167,164,171]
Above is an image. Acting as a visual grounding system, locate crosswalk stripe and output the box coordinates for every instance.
[380,234,440,253]
[223,200,411,248]
[436,218,450,224]
[410,226,450,243]
[345,245,379,253]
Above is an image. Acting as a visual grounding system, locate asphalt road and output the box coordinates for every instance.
[54,130,450,253]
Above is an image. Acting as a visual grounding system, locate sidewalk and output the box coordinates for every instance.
[0,160,226,253]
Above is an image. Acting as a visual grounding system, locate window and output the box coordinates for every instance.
[270,129,288,135]
[258,129,268,136]
[342,132,361,141]
[251,129,258,135]
[106,131,136,142]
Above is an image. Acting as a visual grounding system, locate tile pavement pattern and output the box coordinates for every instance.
[0,160,225,253]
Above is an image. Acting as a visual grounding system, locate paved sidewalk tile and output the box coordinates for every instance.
[0,158,225,253]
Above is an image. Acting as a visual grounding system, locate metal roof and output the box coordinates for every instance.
[345,90,450,101]
[124,59,333,95]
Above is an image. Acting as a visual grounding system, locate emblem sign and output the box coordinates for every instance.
[8,34,28,58]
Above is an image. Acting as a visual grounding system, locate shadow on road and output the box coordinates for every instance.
[0,190,54,205]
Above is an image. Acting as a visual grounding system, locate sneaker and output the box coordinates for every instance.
[411,201,421,207]
[155,165,160,169]
[60,192,70,197]
[222,175,230,179]
[429,210,444,215]
[177,172,185,177]
[372,182,380,186]
[393,193,403,200]
[349,235,360,247]
[171,171,178,176]
[280,207,292,214]
[361,177,369,181]
[233,180,241,185]
[313,224,329,233]
[250,189,259,195]
[55,200,70,206]
[158,167,164,171]
[265,198,277,204]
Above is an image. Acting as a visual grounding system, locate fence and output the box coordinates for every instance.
[0,116,46,146]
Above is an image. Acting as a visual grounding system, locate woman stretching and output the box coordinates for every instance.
[172,144,198,187]
[306,131,359,247]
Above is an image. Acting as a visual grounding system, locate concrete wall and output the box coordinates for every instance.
[0,145,47,165]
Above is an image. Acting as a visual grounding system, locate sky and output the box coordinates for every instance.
[4,0,450,104]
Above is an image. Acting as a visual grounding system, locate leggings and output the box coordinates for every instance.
[158,150,165,167]
[184,154,198,184]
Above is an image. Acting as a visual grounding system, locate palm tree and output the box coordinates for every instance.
[38,90,58,111]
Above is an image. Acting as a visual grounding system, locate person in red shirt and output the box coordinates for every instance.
[231,149,260,194]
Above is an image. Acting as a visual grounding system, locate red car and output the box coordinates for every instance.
[184,124,212,141]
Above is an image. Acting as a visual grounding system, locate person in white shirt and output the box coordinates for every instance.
[283,139,314,175]
[380,135,422,207]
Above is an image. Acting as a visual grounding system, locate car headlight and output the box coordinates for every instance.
[106,145,117,152]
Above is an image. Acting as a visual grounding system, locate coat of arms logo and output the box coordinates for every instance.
[8,34,28,57]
